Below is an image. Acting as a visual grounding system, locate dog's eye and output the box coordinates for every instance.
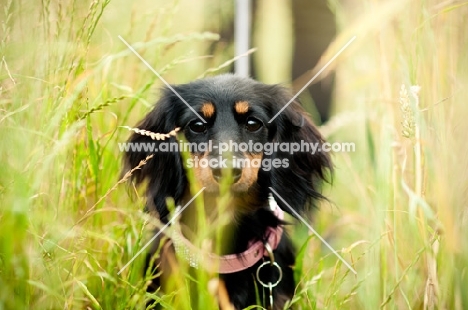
[246,117,263,132]
[188,120,207,133]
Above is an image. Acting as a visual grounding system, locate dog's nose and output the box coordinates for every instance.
[212,168,242,183]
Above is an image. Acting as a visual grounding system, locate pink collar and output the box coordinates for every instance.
[173,197,284,274]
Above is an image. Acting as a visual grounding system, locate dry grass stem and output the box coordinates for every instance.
[75,154,154,226]
[121,126,180,140]
[399,84,415,139]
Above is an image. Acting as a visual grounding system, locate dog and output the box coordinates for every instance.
[123,74,331,309]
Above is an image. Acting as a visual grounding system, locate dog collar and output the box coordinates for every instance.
[172,194,284,274]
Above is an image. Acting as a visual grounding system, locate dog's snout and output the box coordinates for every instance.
[231,168,242,183]
[212,168,222,180]
[212,168,242,183]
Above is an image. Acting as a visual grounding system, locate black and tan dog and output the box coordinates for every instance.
[123,74,331,309]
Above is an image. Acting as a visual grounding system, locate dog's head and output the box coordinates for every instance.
[123,74,331,220]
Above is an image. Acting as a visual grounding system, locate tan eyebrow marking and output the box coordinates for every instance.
[234,101,249,114]
[201,102,215,118]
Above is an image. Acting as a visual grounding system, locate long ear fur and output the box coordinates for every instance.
[122,88,186,220]
[267,85,332,214]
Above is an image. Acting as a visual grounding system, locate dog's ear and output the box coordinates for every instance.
[122,88,186,220]
[266,85,332,213]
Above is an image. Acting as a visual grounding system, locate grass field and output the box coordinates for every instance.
[1,0,468,309]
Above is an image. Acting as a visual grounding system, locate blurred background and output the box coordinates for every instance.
[1,0,468,309]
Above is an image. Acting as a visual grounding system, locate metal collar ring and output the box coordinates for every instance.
[255,261,283,288]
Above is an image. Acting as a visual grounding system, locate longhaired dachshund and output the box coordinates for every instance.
[123,74,331,309]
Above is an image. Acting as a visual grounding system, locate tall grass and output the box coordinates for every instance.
[0,0,467,309]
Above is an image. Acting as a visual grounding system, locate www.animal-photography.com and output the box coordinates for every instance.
[1,0,467,309]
